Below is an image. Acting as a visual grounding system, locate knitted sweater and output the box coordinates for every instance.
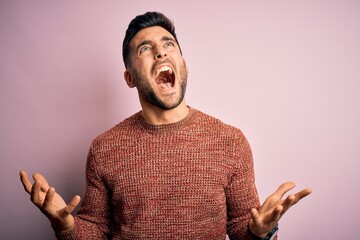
[56,107,260,240]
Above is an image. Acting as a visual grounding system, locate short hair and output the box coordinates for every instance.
[122,11,182,68]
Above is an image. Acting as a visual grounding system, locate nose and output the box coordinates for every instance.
[155,47,167,59]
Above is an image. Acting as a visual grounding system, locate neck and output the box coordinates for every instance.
[140,100,189,125]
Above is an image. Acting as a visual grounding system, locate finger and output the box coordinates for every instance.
[292,188,312,205]
[250,208,261,224]
[30,180,42,206]
[268,204,283,223]
[281,194,296,212]
[273,181,296,199]
[19,170,32,194]
[61,195,81,217]
[42,187,55,212]
[260,182,295,211]
[32,173,50,192]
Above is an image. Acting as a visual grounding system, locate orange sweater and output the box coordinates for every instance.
[57,107,260,239]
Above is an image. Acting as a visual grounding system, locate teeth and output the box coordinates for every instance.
[157,66,172,75]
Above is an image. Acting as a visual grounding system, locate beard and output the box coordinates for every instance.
[131,61,188,110]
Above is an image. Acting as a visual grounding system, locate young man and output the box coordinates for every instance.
[20,12,311,239]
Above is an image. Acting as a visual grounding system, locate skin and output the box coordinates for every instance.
[20,25,312,236]
[249,182,312,237]
[124,26,189,125]
[19,170,80,233]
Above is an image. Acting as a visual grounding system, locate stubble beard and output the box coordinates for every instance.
[132,62,188,110]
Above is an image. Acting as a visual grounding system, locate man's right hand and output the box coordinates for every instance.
[19,170,81,233]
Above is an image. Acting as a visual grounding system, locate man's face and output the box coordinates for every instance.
[125,26,188,110]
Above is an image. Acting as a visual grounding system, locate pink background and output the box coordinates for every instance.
[1,1,359,239]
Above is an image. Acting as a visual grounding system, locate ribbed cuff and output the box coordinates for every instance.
[55,228,76,240]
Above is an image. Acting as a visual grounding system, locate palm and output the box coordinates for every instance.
[249,182,312,237]
[20,170,80,232]
[50,192,67,211]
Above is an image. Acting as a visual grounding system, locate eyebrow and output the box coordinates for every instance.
[136,40,151,53]
[161,36,176,42]
[135,36,177,53]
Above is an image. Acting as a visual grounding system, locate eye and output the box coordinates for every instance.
[140,46,151,53]
[164,41,175,47]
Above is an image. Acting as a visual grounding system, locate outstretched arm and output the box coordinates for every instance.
[249,181,312,237]
[19,170,81,233]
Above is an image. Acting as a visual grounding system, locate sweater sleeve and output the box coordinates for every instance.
[225,131,261,240]
[56,145,112,240]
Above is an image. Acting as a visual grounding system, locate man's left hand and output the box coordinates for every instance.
[249,181,312,237]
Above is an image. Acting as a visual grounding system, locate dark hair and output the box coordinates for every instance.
[122,11,182,68]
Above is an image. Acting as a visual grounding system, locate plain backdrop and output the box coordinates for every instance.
[1,1,359,239]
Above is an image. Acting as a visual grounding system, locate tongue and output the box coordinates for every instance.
[159,83,171,89]
[156,72,173,89]
[158,81,173,90]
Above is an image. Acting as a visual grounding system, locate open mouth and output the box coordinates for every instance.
[154,66,175,89]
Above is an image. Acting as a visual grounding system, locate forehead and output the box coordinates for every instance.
[130,26,174,48]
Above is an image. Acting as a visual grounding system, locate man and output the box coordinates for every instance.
[20,12,311,239]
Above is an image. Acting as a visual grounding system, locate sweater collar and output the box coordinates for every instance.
[135,106,197,133]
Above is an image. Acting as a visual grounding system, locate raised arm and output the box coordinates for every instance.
[19,170,81,233]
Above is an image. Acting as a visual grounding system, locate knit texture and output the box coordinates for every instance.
[56,107,260,240]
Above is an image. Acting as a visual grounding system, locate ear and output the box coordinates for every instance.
[124,70,136,88]
[184,60,189,75]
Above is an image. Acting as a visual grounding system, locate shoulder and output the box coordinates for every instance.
[90,112,141,148]
[192,108,246,140]
[192,108,252,157]
[192,108,253,168]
